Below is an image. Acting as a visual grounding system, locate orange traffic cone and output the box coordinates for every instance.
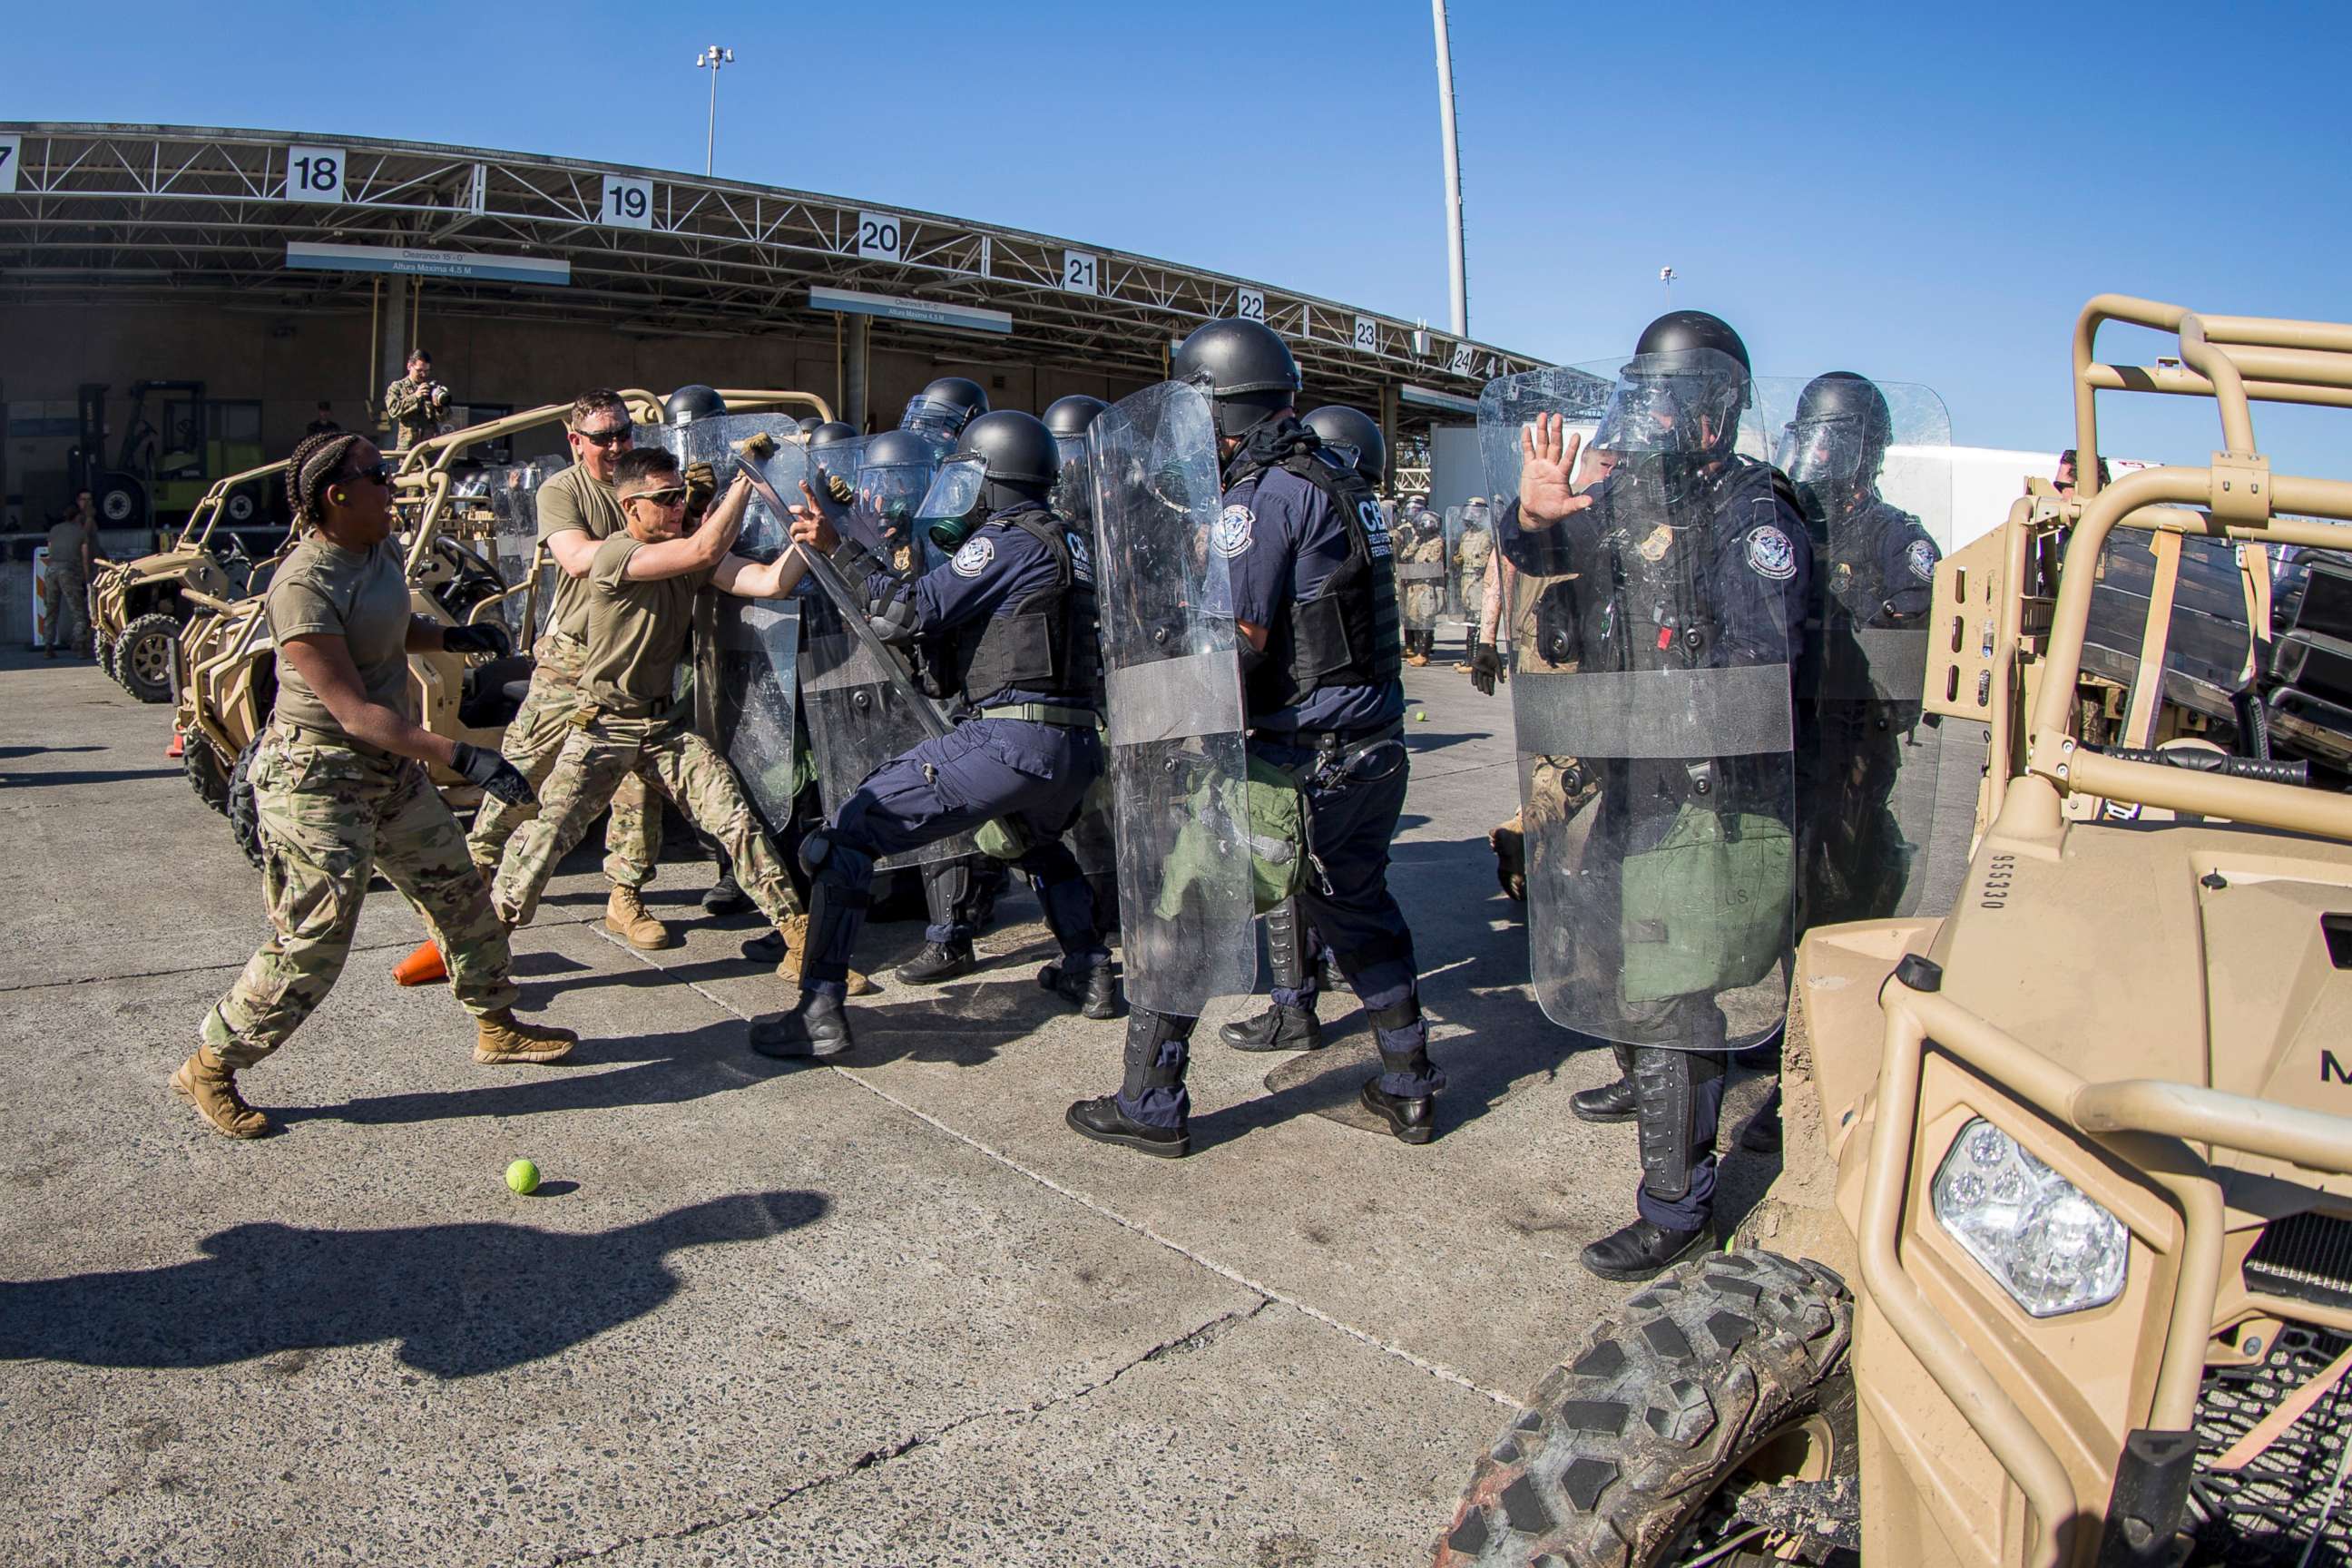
[167,731,185,759]
[392,938,447,986]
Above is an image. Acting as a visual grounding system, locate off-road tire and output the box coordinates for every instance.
[1436,1250,1856,1568]
[183,732,231,815]
[227,739,267,869]
[99,630,122,685]
[117,612,181,704]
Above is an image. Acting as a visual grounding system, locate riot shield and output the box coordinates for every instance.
[1480,354,1795,1051]
[663,414,812,560]
[853,438,941,575]
[1768,378,1962,922]
[1087,379,1258,1015]
[1453,498,1494,624]
[711,597,802,839]
[484,461,561,643]
[1395,505,1447,632]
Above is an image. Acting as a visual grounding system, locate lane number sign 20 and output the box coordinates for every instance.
[603,175,653,230]
[288,145,347,203]
[857,211,904,261]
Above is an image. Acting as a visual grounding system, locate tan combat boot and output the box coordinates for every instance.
[170,1046,271,1140]
[603,885,675,951]
[475,1010,580,1065]
[773,914,877,995]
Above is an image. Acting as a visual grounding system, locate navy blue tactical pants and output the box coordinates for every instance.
[803,719,1105,996]
[1120,733,1441,1129]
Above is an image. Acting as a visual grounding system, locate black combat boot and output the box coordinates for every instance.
[1572,1046,1641,1123]
[1359,1034,1439,1145]
[1220,1004,1322,1053]
[1039,960,1119,1020]
[1223,898,1325,1052]
[749,990,853,1059]
[1066,1010,1192,1158]
[702,872,750,916]
[895,939,976,985]
[1579,1217,1716,1282]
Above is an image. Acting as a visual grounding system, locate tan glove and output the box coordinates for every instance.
[735,431,778,460]
[683,460,717,524]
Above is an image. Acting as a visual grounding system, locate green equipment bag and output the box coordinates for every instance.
[1151,752,1308,918]
[1621,805,1793,1004]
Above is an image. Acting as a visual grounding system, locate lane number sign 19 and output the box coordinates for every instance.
[602,175,653,230]
[0,136,18,196]
[287,145,347,203]
[1235,287,1266,324]
[1063,250,1098,295]
[857,211,904,261]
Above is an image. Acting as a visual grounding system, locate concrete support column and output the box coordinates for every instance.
[843,315,872,433]
[377,274,409,435]
[1377,380,1401,494]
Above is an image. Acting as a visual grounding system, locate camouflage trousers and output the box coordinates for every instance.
[492,710,802,930]
[208,731,517,1069]
[44,577,89,653]
[466,632,660,889]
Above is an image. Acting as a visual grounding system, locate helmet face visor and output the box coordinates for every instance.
[852,458,937,554]
[915,453,987,527]
[1596,347,1749,460]
[900,393,976,442]
[1775,414,1867,488]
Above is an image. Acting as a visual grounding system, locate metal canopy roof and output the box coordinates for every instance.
[0,122,1537,418]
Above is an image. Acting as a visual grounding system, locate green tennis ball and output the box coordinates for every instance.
[1416,711,1428,722]
[505,1158,540,1195]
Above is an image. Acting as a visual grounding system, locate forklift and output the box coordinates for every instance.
[75,382,268,542]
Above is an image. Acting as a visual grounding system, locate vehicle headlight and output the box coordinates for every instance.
[1931,1117,2128,1317]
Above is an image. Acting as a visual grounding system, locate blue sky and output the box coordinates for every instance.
[12,1,2350,471]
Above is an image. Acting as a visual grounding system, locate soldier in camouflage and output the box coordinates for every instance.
[175,432,578,1141]
[383,348,453,451]
[1396,505,1448,665]
[1450,497,1494,671]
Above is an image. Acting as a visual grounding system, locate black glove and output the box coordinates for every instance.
[1469,642,1503,696]
[442,621,511,658]
[453,741,534,808]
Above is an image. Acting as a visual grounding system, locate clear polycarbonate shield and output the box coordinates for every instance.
[485,462,560,643]
[852,446,941,572]
[662,414,811,560]
[1452,496,1495,624]
[1087,379,1258,1015]
[1396,502,1447,631]
[1480,354,1795,1050]
[1051,435,1093,525]
[710,597,802,838]
[1757,377,1965,923]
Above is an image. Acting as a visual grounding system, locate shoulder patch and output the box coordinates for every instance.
[1212,504,1256,559]
[1745,524,1798,582]
[950,535,995,577]
[1905,538,1939,582]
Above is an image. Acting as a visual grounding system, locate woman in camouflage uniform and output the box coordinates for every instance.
[172,432,579,1140]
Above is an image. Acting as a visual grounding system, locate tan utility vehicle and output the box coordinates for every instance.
[88,462,289,702]
[1437,299,2352,1568]
[174,389,828,865]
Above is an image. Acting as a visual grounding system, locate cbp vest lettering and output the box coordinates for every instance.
[944,507,1102,709]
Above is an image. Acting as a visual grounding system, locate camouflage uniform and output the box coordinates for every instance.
[464,628,662,889]
[384,376,452,451]
[207,732,519,1066]
[1396,524,1449,659]
[491,713,801,929]
[42,515,92,654]
[1455,522,1493,620]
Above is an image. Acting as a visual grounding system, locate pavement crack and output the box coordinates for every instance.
[529,1298,1273,1566]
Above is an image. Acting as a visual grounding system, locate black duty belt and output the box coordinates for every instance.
[1281,719,1405,760]
[978,703,1101,730]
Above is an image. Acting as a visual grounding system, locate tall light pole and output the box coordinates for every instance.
[1431,0,1468,338]
[696,45,734,177]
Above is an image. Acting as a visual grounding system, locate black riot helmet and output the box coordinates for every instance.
[900,376,989,442]
[1596,309,1753,466]
[664,384,728,426]
[1172,318,1301,439]
[808,420,858,449]
[1301,406,1386,490]
[853,427,940,549]
[916,409,1058,552]
[1043,395,1109,524]
[807,419,864,499]
[1776,371,1893,509]
[796,416,823,437]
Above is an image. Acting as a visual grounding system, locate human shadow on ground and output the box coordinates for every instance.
[1,766,181,788]
[0,1191,827,1377]
[0,745,103,760]
[274,1017,792,1128]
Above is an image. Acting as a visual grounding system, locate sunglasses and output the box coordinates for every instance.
[347,459,394,485]
[573,425,635,448]
[624,486,689,509]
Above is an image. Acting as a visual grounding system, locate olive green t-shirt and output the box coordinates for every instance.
[583,533,713,716]
[44,518,91,583]
[536,463,630,642]
[265,535,414,740]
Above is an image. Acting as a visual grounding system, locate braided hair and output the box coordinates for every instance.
[286,430,364,531]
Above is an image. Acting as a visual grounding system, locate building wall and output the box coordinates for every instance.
[1,301,1154,528]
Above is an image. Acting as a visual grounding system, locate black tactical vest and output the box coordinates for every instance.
[1231,453,1402,713]
[942,506,1102,710]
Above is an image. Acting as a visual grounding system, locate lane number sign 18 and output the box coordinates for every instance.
[602,175,653,230]
[857,211,904,261]
[1063,250,1098,294]
[0,136,19,196]
[1235,287,1266,323]
[287,145,347,203]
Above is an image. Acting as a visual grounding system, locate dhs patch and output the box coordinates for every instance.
[1212,504,1256,559]
[951,535,995,577]
[1906,538,1939,582]
[1745,524,1798,582]
[1065,530,1094,583]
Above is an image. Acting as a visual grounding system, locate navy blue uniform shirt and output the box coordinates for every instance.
[1220,461,1404,736]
